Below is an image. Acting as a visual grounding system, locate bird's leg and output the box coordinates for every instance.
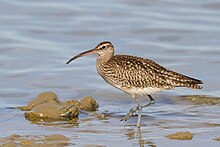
[142,94,155,108]
[120,95,139,122]
[120,98,142,127]
[136,95,155,127]
[136,99,142,128]
[120,106,138,122]
[121,95,155,125]
[121,96,143,126]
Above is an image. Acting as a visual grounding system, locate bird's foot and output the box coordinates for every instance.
[120,107,138,121]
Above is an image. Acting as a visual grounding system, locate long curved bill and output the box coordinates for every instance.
[66,48,96,64]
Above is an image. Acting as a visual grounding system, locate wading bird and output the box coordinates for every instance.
[66,41,203,127]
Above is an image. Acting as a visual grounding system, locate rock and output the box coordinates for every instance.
[213,136,220,141]
[24,103,79,121]
[165,132,193,140]
[0,134,70,146]
[80,96,99,111]
[182,95,220,105]
[17,92,60,111]
[18,92,99,124]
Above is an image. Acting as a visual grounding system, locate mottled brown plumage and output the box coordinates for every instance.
[66,41,203,127]
[97,54,202,93]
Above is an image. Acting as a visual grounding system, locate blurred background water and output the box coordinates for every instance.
[0,0,220,146]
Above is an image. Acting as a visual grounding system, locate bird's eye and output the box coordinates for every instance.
[101,46,106,49]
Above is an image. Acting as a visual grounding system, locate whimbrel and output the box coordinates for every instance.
[66,41,203,128]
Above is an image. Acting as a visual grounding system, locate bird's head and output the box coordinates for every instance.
[66,41,114,64]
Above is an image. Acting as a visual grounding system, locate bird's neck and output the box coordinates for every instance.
[96,54,113,66]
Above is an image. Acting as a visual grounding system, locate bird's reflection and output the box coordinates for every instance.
[125,127,156,147]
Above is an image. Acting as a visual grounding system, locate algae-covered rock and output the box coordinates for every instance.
[0,134,70,146]
[182,95,220,105]
[213,136,220,141]
[18,92,60,111]
[18,92,99,123]
[165,132,193,140]
[25,103,79,120]
[80,96,99,111]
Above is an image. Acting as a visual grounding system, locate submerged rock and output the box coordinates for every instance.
[0,134,70,146]
[25,103,79,120]
[165,132,193,140]
[213,136,220,141]
[18,92,99,123]
[182,95,220,105]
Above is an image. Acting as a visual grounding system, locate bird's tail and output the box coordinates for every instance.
[163,70,203,89]
[185,79,203,89]
[174,75,203,89]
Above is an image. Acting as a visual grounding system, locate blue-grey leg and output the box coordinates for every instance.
[136,99,142,128]
[142,94,155,108]
[120,106,138,121]
[121,94,155,127]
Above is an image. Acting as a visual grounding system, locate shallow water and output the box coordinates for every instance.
[1,0,220,146]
